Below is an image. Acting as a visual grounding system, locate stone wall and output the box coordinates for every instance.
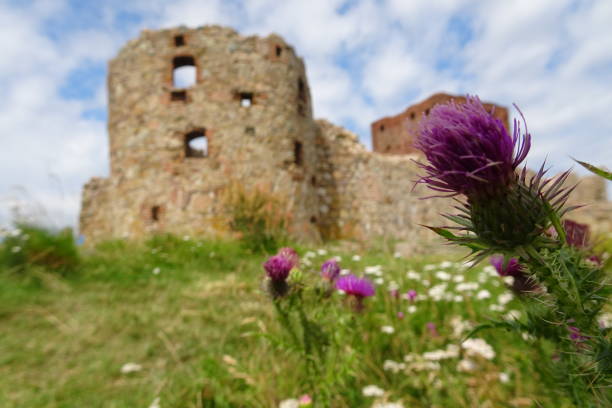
[371,93,510,155]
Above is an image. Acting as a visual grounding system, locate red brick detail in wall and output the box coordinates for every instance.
[371,93,510,155]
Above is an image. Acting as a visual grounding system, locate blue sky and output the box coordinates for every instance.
[0,0,611,229]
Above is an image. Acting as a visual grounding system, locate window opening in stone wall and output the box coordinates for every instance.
[276,45,282,57]
[245,126,255,135]
[171,90,187,102]
[425,109,430,116]
[380,124,385,131]
[294,141,303,166]
[185,130,208,158]
[151,206,161,222]
[240,92,253,107]
[172,56,196,88]
[298,78,306,101]
[310,216,317,224]
[311,176,316,186]
[410,112,415,120]
[174,35,185,47]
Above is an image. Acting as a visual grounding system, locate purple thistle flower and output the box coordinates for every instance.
[490,255,538,294]
[404,289,418,302]
[426,322,438,336]
[263,255,293,282]
[562,219,590,249]
[416,95,530,197]
[336,274,375,298]
[321,259,341,282]
[277,247,299,268]
[567,326,589,348]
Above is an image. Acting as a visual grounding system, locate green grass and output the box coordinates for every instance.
[0,234,596,407]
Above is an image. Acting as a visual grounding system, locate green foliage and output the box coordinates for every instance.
[223,183,289,253]
[0,223,79,276]
[574,158,612,181]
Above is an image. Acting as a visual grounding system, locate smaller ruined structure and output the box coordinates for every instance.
[371,93,510,155]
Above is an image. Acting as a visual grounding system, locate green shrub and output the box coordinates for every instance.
[223,183,289,253]
[0,223,80,276]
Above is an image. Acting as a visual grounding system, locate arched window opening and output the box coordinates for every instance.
[276,45,282,57]
[240,92,253,107]
[173,56,196,88]
[298,78,306,101]
[185,130,208,158]
[294,141,303,166]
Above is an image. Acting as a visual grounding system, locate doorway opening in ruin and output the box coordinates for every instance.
[172,56,196,88]
[275,45,282,57]
[185,130,208,158]
[294,141,303,166]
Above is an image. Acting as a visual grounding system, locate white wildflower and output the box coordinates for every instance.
[333,255,342,262]
[504,310,521,320]
[521,332,535,341]
[428,284,447,301]
[393,251,402,258]
[383,360,405,373]
[489,304,505,312]
[462,338,495,360]
[340,268,351,276]
[502,276,515,286]
[407,305,417,314]
[476,290,491,300]
[365,265,383,276]
[435,271,451,281]
[302,258,312,267]
[406,270,420,280]
[152,267,161,275]
[454,295,464,302]
[421,279,430,287]
[381,325,395,334]
[457,358,477,372]
[499,372,511,383]
[352,254,361,261]
[456,282,479,292]
[372,402,404,408]
[424,264,436,271]
[498,293,514,305]
[483,265,498,277]
[11,246,21,253]
[362,385,385,397]
[387,281,400,291]
[450,316,471,338]
[317,249,328,255]
[304,251,316,258]
[120,362,142,374]
[599,312,612,329]
[279,399,299,408]
[374,277,384,285]
[337,290,346,296]
[148,397,161,408]
[440,261,453,268]
[452,275,465,283]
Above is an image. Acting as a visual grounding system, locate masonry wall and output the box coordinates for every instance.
[371,93,510,155]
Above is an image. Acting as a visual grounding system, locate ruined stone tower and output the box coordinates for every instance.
[80,26,321,242]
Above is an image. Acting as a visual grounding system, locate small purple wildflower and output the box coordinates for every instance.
[567,326,589,348]
[415,96,530,197]
[397,311,405,319]
[426,322,438,336]
[321,259,341,282]
[490,255,538,294]
[404,289,417,302]
[278,247,299,268]
[336,274,375,311]
[389,289,399,298]
[263,255,293,298]
[264,255,293,282]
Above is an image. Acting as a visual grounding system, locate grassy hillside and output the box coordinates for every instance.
[2,231,608,407]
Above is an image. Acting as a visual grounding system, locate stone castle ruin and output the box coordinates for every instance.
[80,26,610,248]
